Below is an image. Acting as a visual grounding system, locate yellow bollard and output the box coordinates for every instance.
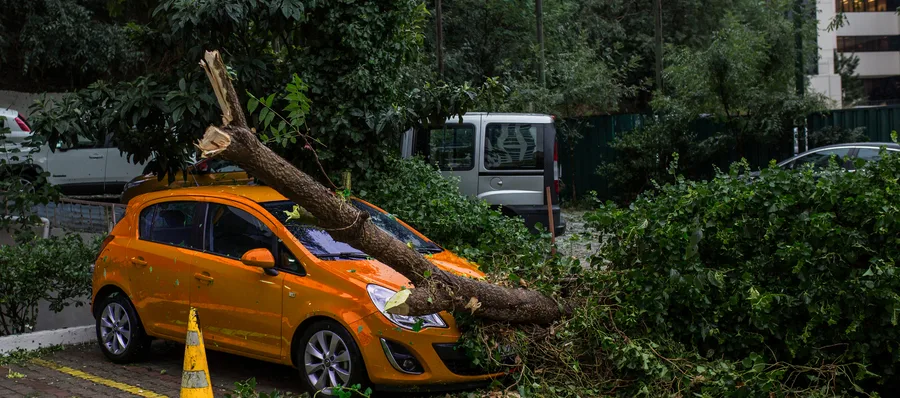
[180,307,213,398]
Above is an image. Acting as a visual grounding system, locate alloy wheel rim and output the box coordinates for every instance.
[304,330,352,393]
[99,303,131,355]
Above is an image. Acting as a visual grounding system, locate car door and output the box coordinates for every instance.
[191,200,284,359]
[126,200,202,340]
[104,135,148,195]
[47,134,108,195]
[411,118,481,196]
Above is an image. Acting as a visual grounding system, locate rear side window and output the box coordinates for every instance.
[206,204,275,259]
[855,148,900,164]
[484,123,545,170]
[413,124,476,171]
[786,148,852,170]
[138,201,202,249]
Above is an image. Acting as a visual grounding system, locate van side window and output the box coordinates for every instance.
[138,202,202,249]
[484,123,544,170]
[414,124,476,171]
[206,204,276,259]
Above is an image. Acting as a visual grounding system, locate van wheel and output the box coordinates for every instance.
[95,294,151,363]
[296,320,368,396]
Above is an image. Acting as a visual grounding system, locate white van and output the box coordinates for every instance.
[1,108,146,195]
[401,112,566,235]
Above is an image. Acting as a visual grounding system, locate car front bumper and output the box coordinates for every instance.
[346,311,505,388]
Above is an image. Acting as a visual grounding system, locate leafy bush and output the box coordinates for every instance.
[586,146,900,392]
[359,157,550,273]
[0,234,99,335]
[808,125,868,148]
[597,121,703,204]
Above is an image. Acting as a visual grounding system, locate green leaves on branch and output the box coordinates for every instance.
[248,75,311,148]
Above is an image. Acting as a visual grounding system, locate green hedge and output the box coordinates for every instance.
[587,148,900,392]
[0,234,98,336]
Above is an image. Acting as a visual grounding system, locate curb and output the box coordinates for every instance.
[0,325,94,355]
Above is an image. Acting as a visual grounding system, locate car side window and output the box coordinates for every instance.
[206,204,276,259]
[855,148,895,162]
[57,134,101,150]
[484,123,545,170]
[788,148,851,170]
[277,242,305,275]
[413,124,476,171]
[138,201,202,249]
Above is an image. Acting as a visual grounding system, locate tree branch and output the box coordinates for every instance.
[195,50,565,325]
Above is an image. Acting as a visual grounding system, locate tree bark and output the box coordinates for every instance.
[196,51,564,325]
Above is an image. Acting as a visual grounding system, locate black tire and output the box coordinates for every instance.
[296,320,369,396]
[94,293,152,363]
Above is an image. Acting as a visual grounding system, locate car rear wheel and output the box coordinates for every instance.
[95,294,151,363]
[297,320,368,396]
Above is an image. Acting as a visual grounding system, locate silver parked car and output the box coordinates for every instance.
[401,113,566,235]
[776,142,900,171]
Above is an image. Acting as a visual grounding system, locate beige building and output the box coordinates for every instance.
[811,0,844,107]
[821,0,900,105]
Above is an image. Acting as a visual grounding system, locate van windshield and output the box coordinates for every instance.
[262,200,441,260]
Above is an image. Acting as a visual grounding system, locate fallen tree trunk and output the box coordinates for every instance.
[196,50,564,325]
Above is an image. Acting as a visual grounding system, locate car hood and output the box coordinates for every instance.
[325,250,484,291]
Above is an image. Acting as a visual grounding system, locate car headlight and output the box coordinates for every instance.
[366,284,447,330]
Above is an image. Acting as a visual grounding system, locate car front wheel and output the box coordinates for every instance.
[297,320,368,395]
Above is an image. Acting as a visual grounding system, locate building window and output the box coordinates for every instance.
[862,77,900,104]
[838,0,894,11]
[837,36,900,52]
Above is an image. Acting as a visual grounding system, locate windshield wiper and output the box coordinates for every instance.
[416,246,443,254]
[320,252,370,260]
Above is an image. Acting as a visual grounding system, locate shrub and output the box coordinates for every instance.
[358,157,550,273]
[0,234,99,335]
[361,159,847,397]
[807,125,868,148]
[586,146,900,392]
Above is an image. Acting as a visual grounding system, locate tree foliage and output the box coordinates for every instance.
[0,0,144,91]
[28,0,502,184]
[598,2,826,203]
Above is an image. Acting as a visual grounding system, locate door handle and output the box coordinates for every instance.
[194,272,214,283]
[130,257,147,267]
[89,154,104,159]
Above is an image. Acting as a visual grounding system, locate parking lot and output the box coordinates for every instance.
[0,341,303,397]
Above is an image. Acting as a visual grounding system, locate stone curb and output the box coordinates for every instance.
[0,325,94,355]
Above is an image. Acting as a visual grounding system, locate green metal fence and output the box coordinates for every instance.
[560,106,899,200]
[558,114,645,201]
[807,106,900,143]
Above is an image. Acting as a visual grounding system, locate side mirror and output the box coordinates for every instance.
[240,248,275,269]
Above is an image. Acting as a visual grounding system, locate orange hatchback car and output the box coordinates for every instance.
[91,186,502,394]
